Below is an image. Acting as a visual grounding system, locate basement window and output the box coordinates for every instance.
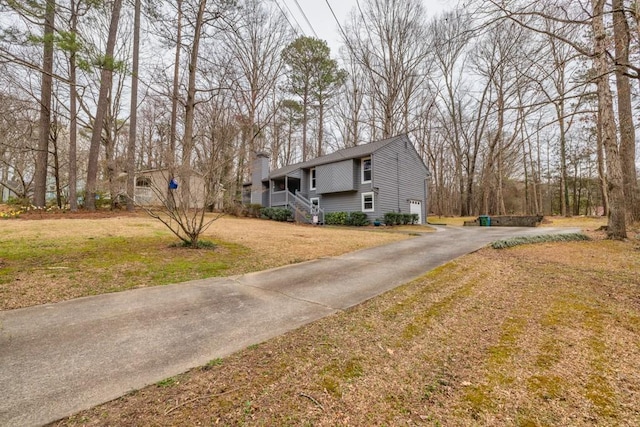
[362,192,374,212]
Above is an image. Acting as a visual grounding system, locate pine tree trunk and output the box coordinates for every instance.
[169,0,182,169]
[33,0,55,207]
[126,0,141,211]
[612,0,639,221]
[181,0,207,208]
[85,0,123,210]
[68,0,78,211]
[592,0,627,238]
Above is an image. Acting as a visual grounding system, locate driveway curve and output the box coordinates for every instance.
[0,225,579,426]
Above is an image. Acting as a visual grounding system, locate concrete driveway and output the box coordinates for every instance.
[0,225,578,426]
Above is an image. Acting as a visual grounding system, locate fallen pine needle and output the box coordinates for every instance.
[299,392,324,411]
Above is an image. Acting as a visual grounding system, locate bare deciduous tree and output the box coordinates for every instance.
[344,0,430,139]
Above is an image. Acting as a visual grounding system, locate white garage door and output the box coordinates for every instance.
[409,200,422,224]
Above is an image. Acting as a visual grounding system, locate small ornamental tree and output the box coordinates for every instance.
[135,169,224,248]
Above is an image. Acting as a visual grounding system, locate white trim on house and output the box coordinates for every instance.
[361,157,371,184]
[310,167,316,190]
[362,192,374,212]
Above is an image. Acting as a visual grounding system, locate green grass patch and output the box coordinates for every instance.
[463,383,496,416]
[206,358,223,367]
[156,377,178,388]
[382,262,468,320]
[400,280,477,343]
[526,375,565,400]
[487,317,527,365]
[318,357,364,398]
[0,234,252,309]
[535,338,563,369]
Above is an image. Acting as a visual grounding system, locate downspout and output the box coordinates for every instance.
[424,178,428,225]
[371,155,377,218]
[397,153,401,212]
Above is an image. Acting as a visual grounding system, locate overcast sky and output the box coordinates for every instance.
[278,0,454,54]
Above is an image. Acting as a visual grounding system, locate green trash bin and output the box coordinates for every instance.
[479,215,491,226]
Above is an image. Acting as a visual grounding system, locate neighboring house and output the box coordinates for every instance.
[134,169,224,210]
[245,134,430,224]
[1,179,22,202]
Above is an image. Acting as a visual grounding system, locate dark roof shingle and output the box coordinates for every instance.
[269,135,406,178]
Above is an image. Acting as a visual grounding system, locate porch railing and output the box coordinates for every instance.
[288,190,324,225]
[270,190,288,206]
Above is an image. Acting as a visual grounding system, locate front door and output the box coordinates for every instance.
[310,197,320,223]
[310,197,320,214]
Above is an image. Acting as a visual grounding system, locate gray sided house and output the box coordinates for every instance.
[246,134,430,224]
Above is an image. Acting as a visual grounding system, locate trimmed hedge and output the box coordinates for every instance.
[260,207,292,222]
[325,211,370,226]
[347,211,369,226]
[325,211,349,225]
[384,212,419,225]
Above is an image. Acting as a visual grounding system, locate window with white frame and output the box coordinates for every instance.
[361,158,371,183]
[310,197,319,213]
[362,192,374,212]
[310,168,316,190]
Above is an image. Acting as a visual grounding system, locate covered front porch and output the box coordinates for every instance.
[269,175,302,207]
[268,174,323,224]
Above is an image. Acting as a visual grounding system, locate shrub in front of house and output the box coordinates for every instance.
[399,213,416,225]
[325,211,369,226]
[325,211,349,225]
[384,212,400,226]
[260,207,273,219]
[346,211,370,226]
[260,207,292,222]
[383,212,419,225]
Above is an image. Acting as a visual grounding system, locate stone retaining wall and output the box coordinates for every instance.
[464,215,543,227]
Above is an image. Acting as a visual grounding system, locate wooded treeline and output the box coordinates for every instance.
[0,0,637,238]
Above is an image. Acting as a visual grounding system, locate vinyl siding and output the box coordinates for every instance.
[264,135,429,223]
[319,191,363,213]
[316,160,356,194]
[318,157,374,216]
[300,169,312,199]
[373,136,428,222]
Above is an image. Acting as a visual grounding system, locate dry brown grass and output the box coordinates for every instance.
[428,214,609,229]
[541,215,608,229]
[54,228,640,426]
[204,216,419,266]
[0,213,413,310]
